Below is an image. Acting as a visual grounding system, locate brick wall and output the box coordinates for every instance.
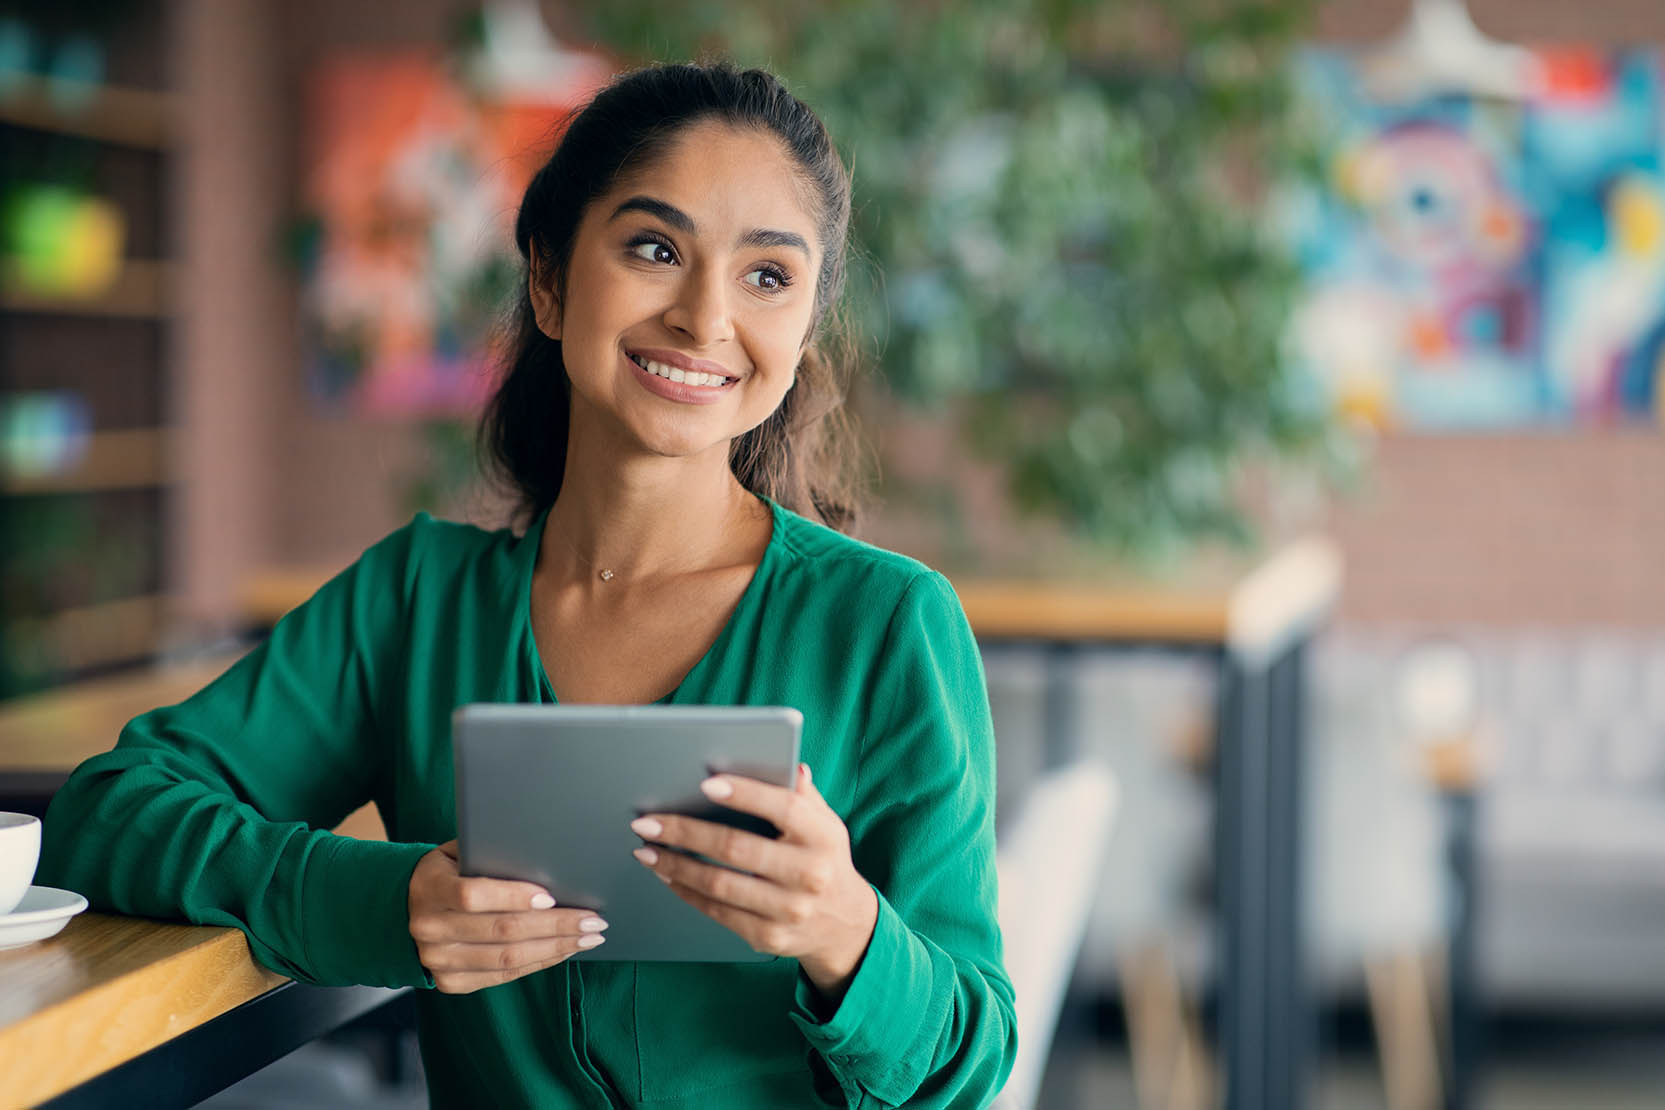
[1322,431,1665,626]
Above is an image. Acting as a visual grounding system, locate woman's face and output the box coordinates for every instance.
[533,119,824,465]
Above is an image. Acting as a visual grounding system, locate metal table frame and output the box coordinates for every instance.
[987,629,1316,1110]
[39,982,411,1109]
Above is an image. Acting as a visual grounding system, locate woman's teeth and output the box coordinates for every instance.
[628,353,732,388]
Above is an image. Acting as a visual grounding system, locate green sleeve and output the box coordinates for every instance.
[36,520,439,990]
[789,571,1018,1108]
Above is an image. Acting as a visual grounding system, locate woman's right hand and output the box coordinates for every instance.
[408,839,608,994]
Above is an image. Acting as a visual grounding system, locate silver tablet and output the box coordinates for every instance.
[451,703,802,962]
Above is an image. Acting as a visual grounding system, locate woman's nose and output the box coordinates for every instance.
[663,264,735,347]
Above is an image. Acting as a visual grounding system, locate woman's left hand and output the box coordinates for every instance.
[630,763,878,1002]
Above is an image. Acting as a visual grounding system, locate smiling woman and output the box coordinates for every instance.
[36,62,1016,1110]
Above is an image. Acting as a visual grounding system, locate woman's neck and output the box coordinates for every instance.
[542,446,763,586]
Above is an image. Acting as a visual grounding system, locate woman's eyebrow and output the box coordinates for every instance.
[610,195,810,258]
[739,227,810,258]
[611,195,694,232]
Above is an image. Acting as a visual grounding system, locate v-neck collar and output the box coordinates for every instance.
[513,497,784,706]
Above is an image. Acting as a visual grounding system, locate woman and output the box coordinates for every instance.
[38,63,1015,1108]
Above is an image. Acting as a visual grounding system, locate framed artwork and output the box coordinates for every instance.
[1287,47,1665,430]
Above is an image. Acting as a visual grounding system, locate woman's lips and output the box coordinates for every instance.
[624,350,735,405]
[627,346,734,381]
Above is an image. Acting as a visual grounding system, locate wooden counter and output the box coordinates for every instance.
[0,914,286,1107]
[0,655,239,775]
[951,536,1341,662]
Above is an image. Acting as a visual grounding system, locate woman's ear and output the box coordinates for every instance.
[528,242,562,341]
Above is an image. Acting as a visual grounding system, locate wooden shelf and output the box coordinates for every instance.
[0,12,180,738]
[0,259,171,319]
[0,79,173,149]
[1,428,171,495]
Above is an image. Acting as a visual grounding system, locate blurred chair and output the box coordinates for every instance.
[1328,627,1665,1109]
[1480,629,1665,1012]
[1309,634,1457,1110]
[990,760,1120,1110]
[1070,652,1215,1110]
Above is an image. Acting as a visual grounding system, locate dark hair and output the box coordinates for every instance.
[479,61,862,532]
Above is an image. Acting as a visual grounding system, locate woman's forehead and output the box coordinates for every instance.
[601,121,823,246]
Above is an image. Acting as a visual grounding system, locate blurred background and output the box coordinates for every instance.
[1,1,1662,1108]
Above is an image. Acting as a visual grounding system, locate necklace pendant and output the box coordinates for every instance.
[599,569,614,582]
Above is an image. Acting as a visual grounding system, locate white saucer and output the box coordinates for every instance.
[0,886,89,950]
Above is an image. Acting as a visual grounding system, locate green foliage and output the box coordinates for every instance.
[579,0,1336,554]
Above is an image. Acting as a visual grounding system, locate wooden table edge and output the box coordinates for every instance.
[0,918,289,1107]
[952,535,1344,653]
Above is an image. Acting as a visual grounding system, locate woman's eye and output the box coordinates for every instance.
[630,240,676,265]
[744,265,791,291]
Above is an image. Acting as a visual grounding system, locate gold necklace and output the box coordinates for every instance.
[558,532,616,582]
[552,493,754,584]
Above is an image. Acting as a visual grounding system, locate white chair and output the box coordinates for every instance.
[990,761,1120,1110]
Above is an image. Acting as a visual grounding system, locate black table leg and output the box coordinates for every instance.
[1042,642,1081,768]
[1216,639,1312,1110]
[1266,643,1312,1110]
[1440,789,1480,1110]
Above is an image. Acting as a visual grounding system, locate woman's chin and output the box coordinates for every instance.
[628,422,735,464]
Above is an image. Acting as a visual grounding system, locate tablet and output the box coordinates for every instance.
[451,703,802,962]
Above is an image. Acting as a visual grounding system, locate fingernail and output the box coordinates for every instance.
[580,916,608,932]
[700,776,732,799]
[531,893,555,909]
[634,847,658,866]
[578,934,606,948]
[631,817,662,838]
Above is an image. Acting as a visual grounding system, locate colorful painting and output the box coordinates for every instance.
[299,53,606,415]
[1287,47,1665,430]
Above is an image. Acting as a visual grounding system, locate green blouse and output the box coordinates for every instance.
[38,500,1016,1108]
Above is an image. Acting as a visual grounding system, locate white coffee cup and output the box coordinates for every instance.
[0,813,42,915]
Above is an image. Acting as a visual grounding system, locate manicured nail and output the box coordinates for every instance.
[631,817,662,838]
[700,776,733,799]
[634,847,658,866]
[580,916,608,933]
[578,934,606,948]
[531,893,555,909]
